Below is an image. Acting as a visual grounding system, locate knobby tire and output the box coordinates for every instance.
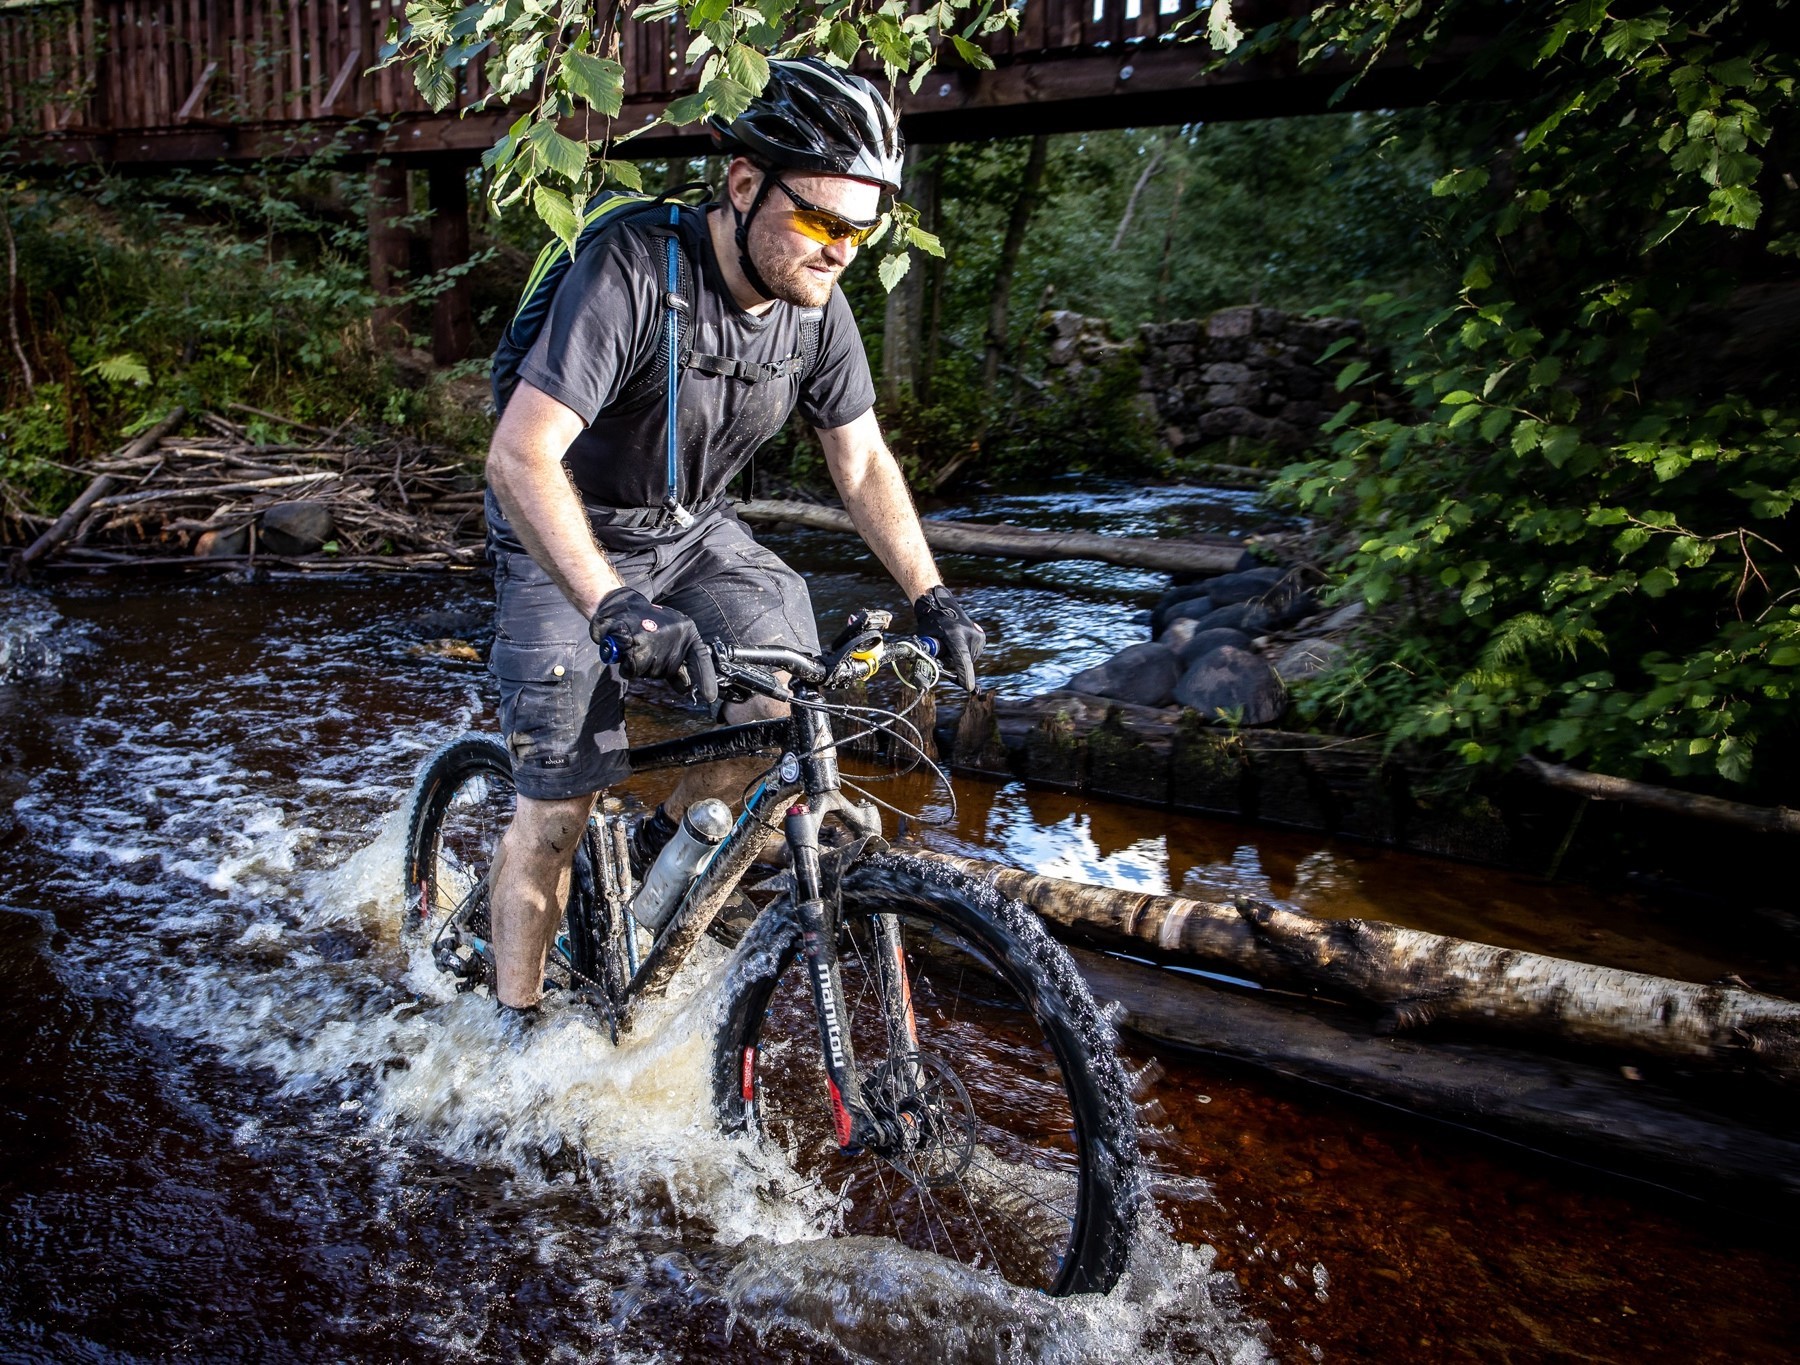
[710,850,1141,1296]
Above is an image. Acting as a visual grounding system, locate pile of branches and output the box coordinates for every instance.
[9,406,490,576]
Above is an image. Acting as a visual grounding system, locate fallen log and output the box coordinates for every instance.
[891,850,1800,1083]
[1070,948,1800,1212]
[1518,755,1800,837]
[734,498,1250,575]
[8,407,187,578]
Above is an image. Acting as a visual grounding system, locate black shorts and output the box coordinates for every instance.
[489,507,819,800]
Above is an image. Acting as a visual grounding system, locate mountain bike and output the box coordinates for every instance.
[401,609,1141,1296]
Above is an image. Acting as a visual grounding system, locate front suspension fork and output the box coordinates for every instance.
[786,804,919,1155]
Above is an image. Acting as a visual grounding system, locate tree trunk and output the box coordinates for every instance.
[981,134,1050,403]
[1517,755,1800,836]
[1069,948,1800,1210]
[1110,145,1164,253]
[733,499,1248,574]
[1154,171,1187,323]
[881,148,936,410]
[892,850,1800,1083]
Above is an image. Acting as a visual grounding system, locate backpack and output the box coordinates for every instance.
[491,186,824,528]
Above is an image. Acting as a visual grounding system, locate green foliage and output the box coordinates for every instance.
[384,0,1008,279]
[1268,0,1799,794]
[0,155,492,509]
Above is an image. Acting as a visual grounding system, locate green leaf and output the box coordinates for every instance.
[1431,166,1490,199]
[905,223,945,256]
[950,34,994,70]
[704,74,756,121]
[529,121,588,182]
[828,20,861,63]
[533,184,580,251]
[1461,260,1493,290]
[878,251,911,292]
[1708,55,1758,89]
[664,90,709,125]
[1334,359,1370,391]
[726,43,771,93]
[1716,735,1753,784]
[86,353,151,386]
[596,158,643,191]
[561,52,624,116]
[1639,566,1678,598]
[1705,184,1762,228]
[1527,356,1563,388]
[691,0,732,23]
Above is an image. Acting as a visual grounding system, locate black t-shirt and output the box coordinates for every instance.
[512,204,875,515]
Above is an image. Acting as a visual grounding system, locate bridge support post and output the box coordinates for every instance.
[368,160,412,345]
[428,164,474,364]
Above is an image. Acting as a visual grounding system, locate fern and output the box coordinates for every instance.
[85,353,152,387]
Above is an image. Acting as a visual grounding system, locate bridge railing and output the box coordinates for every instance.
[0,0,1241,140]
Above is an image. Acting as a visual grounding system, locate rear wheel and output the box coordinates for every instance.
[711,852,1141,1296]
[401,735,605,992]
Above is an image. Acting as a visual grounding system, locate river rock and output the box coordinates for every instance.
[1275,639,1344,682]
[1197,566,1286,606]
[260,501,335,556]
[1190,601,1274,636]
[1175,627,1253,665]
[1152,582,1213,632]
[1316,600,1368,632]
[1158,595,1218,635]
[1068,642,1182,707]
[194,524,249,557]
[1173,646,1287,726]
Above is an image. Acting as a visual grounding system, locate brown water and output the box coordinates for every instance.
[2,487,1796,1361]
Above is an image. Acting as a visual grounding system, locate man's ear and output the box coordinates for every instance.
[726,157,764,213]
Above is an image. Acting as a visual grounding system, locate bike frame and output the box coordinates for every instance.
[606,657,922,1156]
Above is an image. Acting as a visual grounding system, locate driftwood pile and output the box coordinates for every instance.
[9,406,487,577]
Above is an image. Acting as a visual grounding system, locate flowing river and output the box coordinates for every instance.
[1,483,1794,1361]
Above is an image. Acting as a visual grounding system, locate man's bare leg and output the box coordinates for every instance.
[492,791,596,1009]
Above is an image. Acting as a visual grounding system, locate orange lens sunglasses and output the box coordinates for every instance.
[770,178,885,247]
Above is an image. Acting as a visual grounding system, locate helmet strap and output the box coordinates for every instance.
[732,169,781,303]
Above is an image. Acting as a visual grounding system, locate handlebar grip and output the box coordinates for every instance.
[920,636,939,658]
[598,636,620,666]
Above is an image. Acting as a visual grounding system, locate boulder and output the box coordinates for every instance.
[1068,642,1182,708]
[1198,566,1285,607]
[259,501,335,556]
[1190,601,1274,636]
[1317,600,1368,633]
[1158,595,1217,634]
[194,525,249,557]
[1175,627,1253,665]
[1174,647,1287,726]
[1275,639,1344,682]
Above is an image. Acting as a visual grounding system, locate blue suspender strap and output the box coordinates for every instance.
[661,205,693,529]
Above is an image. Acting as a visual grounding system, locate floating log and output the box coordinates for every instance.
[1518,755,1800,838]
[1071,948,1800,1211]
[734,498,1250,575]
[9,407,187,578]
[889,850,1800,1083]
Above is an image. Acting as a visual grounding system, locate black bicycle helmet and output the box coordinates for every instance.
[709,57,904,193]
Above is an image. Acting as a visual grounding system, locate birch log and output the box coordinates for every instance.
[733,500,1248,576]
[893,850,1800,1082]
[10,406,187,576]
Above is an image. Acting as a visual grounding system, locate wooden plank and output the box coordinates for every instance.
[230,0,246,117]
[0,19,14,133]
[154,0,174,126]
[321,45,358,111]
[1084,0,1122,50]
[427,163,474,363]
[121,0,141,128]
[376,0,396,114]
[1017,0,1048,58]
[175,58,217,120]
[287,0,303,116]
[306,0,325,116]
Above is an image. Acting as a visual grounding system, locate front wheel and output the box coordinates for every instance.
[711,851,1141,1296]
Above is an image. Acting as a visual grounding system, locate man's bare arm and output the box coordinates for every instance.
[486,382,624,617]
[816,407,941,602]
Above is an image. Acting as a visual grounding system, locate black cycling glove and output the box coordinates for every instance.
[590,587,719,706]
[913,585,986,693]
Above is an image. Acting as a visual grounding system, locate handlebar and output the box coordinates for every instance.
[597,622,941,700]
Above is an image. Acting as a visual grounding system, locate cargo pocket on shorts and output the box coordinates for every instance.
[490,639,580,771]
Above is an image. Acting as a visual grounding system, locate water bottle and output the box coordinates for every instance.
[630,798,733,933]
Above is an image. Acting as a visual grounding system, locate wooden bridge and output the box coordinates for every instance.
[0,0,1480,361]
[0,0,1473,164]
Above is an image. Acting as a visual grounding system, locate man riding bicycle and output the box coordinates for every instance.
[482,59,986,1015]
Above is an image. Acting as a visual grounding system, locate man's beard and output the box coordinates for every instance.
[747,228,841,308]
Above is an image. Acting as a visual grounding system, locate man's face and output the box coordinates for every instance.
[741,170,883,308]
